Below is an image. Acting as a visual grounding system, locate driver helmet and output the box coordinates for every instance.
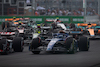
[37,24,41,28]
[56,17,59,21]
[18,21,22,25]
[13,17,16,19]
[18,25,22,29]
[18,26,20,29]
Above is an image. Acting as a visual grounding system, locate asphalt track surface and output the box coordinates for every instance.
[0,27,100,67]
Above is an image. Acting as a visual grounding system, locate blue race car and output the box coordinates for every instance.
[29,32,90,54]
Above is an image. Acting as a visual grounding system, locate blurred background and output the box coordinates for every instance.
[0,0,100,23]
[0,0,99,16]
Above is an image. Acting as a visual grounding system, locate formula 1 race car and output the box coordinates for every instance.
[0,36,24,55]
[2,17,30,30]
[28,20,37,29]
[0,23,27,55]
[76,22,100,39]
[2,24,32,40]
[0,24,34,55]
[27,20,53,38]
[29,31,90,54]
[45,19,81,32]
[45,19,67,30]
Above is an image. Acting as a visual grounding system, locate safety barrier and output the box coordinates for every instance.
[0,16,84,24]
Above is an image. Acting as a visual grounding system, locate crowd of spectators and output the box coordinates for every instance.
[34,0,98,16]
[35,8,97,16]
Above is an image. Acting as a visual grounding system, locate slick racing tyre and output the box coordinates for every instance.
[78,36,89,51]
[30,38,41,49]
[12,37,24,52]
[30,38,41,54]
[65,38,77,54]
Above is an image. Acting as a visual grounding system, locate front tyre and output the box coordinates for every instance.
[65,38,77,54]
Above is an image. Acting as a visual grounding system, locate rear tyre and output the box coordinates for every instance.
[79,36,89,51]
[30,38,41,49]
[65,38,77,54]
[12,37,24,52]
[30,38,41,54]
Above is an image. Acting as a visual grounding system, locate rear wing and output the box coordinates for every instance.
[45,20,62,23]
[5,18,30,21]
[77,23,97,26]
[19,18,30,20]
[0,32,15,35]
[5,18,20,21]
[45,20,54,22]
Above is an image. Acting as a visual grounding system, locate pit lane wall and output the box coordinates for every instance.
[0,16,84,24]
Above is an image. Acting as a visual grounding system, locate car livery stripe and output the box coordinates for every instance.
[88,29,95,36]
[46,38,60,51]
